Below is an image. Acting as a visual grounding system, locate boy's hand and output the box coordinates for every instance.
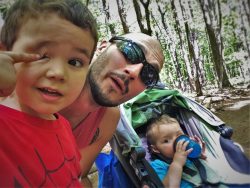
[0,51,41,67]
[173,139,192,167]
[0,51,40,97]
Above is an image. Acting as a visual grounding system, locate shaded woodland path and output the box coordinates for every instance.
[192,88,250,159]
[215,100,250,159]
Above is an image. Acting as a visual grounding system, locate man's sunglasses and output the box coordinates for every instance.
[109,36,159,88]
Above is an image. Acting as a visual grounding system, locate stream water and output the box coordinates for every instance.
[215,102,250,159]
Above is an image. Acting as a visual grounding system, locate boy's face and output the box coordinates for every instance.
[152,123,183,158]
[11,14,95,119]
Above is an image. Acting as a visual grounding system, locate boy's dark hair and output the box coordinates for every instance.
[1,0,98,56]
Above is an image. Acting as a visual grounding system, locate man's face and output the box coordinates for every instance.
[88,38,161,107]
[11,14,95,118]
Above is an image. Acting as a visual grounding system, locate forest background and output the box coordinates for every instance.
[1,0,249,94]
[90,0,250,94]
[0,0,249,156]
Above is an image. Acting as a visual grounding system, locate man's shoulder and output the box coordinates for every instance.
[88,106,120,120]
[83,106,119,126]
[102,107,120,124]
[84,107,120,148]
[97,107,120,136]
[105,106,120,115]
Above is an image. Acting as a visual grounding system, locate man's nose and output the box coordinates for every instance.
[124,63,143,80]
[46,59,66,82]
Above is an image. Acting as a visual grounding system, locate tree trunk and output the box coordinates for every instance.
[200,0,232,89]
[102,0,116,35]
[170,0,203,95]
[239,0,250,58]
[177,0,197,93]
[116,0,130,33]
[154,1,180,88]
[184,23,203,96]
[139,0,152,35]
[133,0,152,35]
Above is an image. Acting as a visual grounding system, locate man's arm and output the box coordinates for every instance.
[79,107,120,187]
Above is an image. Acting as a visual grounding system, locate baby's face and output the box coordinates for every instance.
[153,123,183,158]
[11,13,95,119]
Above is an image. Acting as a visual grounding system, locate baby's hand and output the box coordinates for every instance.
[191,135,207,160]
[173,139,192,167]
[0,51,40,96]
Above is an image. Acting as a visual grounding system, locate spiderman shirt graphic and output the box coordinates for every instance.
[0,105,82,187]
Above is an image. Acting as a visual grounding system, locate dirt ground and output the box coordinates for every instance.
[215,102,250,159]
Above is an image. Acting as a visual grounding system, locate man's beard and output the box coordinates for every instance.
[88,68,119,107]
[88,52,119,107]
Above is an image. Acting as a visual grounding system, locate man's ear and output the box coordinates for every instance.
[90,40,109,64]
[151,145,160,154]
[98,40,108,51]
[94,40,108,57]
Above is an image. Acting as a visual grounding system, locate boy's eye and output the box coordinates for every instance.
[37,54,50,62]
[40,54,49,60]
[68,59,83,67]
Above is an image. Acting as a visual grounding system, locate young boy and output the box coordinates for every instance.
[146,114,227,187]
[0,0,97,187]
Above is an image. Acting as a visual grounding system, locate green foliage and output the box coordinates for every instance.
[222,13,242,57]
[2,0,248,91]
[204,61,216,83]
[226,60,242,78]
[0,3,9,18]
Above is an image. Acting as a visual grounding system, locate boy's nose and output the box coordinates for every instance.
[124,63,143,80]
[46,59,66,81]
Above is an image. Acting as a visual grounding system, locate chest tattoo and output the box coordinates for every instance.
[90,127,100,145]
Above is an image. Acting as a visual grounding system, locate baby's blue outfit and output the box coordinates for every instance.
[150,159,194,188]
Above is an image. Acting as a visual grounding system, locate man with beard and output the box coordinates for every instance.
[60,32,164,186]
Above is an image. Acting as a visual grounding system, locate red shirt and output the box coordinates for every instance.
[73,107,106,149]
[0,105,81,187]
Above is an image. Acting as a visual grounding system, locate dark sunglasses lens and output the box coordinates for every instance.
[114,38,159,87]
[140,63,159,87]
[116,41,143,64]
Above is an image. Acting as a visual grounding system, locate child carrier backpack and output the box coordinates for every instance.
[96,87,250,188]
